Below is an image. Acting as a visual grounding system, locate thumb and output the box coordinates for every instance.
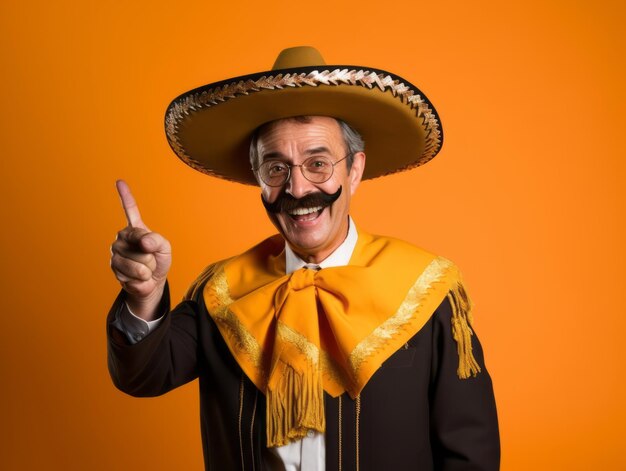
[139,232,172,279]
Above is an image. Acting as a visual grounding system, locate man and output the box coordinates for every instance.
[108,47,500,470]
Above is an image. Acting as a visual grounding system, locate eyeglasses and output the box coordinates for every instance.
[253,154,351,187]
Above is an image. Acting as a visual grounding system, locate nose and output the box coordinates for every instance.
[285,165,312,199]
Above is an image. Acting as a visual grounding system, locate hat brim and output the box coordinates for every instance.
[165,65,443,186]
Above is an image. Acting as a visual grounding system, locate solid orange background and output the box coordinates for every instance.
[1,1,624,469]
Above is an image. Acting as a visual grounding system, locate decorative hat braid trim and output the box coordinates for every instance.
[165,68,442,183]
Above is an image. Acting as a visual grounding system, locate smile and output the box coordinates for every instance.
[287,206,324,222]
[287,206,323,216]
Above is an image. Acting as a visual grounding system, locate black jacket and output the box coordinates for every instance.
[107,281,500,471]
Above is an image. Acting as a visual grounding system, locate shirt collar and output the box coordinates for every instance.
[285,216,358,274]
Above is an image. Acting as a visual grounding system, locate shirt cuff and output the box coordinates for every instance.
[111,301,165,344]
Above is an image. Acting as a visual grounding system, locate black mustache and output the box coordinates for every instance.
[261,186,342,214]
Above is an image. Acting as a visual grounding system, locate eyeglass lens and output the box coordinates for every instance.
[259,156,335,186]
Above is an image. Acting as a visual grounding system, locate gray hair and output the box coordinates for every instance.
[249,116,364,172]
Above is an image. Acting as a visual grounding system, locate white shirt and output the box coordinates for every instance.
[116,217,359,471]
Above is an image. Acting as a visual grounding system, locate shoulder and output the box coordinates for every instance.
[356,231,465,287]
[358,231,437,257]
[183,259,229,302]
[183,233,286,302]
[362,232,482,378]
[354,231,444,272]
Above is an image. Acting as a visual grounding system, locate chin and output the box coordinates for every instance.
[283,230,325,250]
[269,205,346,261]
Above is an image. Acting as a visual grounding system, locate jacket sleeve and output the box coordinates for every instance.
[106,282,200,397]
[429,296,501,471]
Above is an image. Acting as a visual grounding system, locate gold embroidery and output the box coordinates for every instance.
[165,68,442,183]
[212,268,235,308]
[238,375,245,471]
[320,351,347,390]
[213,309,264,371]
[277,322,319,364]
[338,395,343,471]
[349,257,453,373]
[210,269,264,373]
[250,388,257,471]
[184,259,231,301]
[355,394,361,471]
[277,322,347,389]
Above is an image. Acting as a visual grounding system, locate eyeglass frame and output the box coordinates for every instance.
[252,153,352,187]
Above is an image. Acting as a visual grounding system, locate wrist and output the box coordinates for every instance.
[125,282,166,321]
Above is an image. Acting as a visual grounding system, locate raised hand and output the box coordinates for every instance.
[110,180,172,320]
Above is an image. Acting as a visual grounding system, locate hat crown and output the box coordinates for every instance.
[271,46,326,70]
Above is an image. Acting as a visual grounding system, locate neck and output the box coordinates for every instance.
[286,216,352,265]
[291,246,337,265]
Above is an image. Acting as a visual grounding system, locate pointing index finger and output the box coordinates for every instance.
[116,180,146,229]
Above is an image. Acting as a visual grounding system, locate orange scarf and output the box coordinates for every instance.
[189,231,479,447]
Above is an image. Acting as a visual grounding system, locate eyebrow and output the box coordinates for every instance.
[260,147,332,161]
[304,146,331,156]
[260,151,286,161]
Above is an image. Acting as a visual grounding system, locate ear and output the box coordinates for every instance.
[348,152,366,195]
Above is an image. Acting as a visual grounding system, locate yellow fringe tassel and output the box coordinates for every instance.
[266,361,325,447]
[447,282,481,379]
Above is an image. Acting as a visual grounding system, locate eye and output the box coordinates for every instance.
[305,158,331,173]
[266,161,288,176]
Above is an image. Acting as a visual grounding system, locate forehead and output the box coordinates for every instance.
[256,116,343,156]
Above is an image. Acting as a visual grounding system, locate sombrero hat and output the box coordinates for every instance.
[164,46,443,186]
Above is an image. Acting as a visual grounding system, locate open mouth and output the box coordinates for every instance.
[286,205,324,222]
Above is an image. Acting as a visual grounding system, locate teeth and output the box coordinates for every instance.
[287,206,323,216]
